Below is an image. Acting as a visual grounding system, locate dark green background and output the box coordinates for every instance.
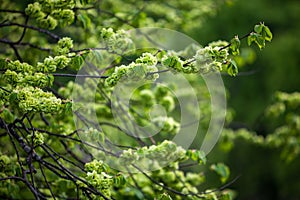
[193,0,300,199]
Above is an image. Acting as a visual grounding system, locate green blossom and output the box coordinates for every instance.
[27,131,45,145]
[162,55,183,72]
[153,116,180,135]
[136,53,158,65]
[25,0,75,30]
[25,2,42,18]
[13,86,63,113]
[54,37,73,55]
[100,28,133,54]
[7,60,34,73]
[160,96,175,112]
[37,15,58,30]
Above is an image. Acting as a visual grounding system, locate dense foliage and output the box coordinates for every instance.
[1,0,298,199]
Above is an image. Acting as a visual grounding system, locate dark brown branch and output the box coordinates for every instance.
[219,32,252,51]
[9,44,23,61]
[0,22,61,40]
[15,16,29,44]
[2,118,43,199]
[39,162,57,200]
[51,73,109,79]
[0,38,51,51]
[133,164,189,197]
[0,9,25,14]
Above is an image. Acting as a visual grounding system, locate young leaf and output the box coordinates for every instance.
[254,24,263,34]
[263,25,273,41]
[0,58,7,70]
[78,13,91,29]
[64,101,73,113]
[9,92,18,103]
[157,193,173,200]
[227,60,238,76]
[220,193,232,200]
[230,36,240,55]
[210,163,230,183]
[186,150,207,164]
[1,108,15,123]
[247,33,265,49]
[247,33,255,46]
[91,50,103,64]
[114,173,127,186]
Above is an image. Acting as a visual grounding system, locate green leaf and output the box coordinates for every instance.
[47,74,54,86]
[131,188,144,199]
[229,36,240,55]
[210,163,230,183]
[79,0,92,5]
[9,92,18,103]
[162,57,173,67]
[227,60,238,76]
[91,50,103,64]
[263,25,273,41]
[133,64,146,77]
[157,193,172,200]
[78,13,91,29]
[254,24,263,34]
[1,108,15,123]
[0,58,8,70]
[255,35,266,49]
[71,55,84,70]
[220,193,232,200]
[186,150,207,164]
[247,33,265,49]
[114,173,127,186]
[247,34,254,46]
[65,101,72,113]
[249,24,273,49]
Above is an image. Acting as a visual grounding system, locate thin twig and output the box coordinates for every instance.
[51,73,108,79]
[0,22,61,40]
[0,9,25,14]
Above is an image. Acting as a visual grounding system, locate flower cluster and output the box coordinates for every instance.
[116,145,232,200]
[139,89,155,107]
[152,116,180,136]
[100,28,134,54]
[37,55,71,72]
[248,22,273,49]
[194,41,229,74]
[27,131,45,146]
[84,160,113,199]
[264,92,300,161]
[161,43,229,75]
[83,128,105,143]
[81,160,126,199]
[103,24,273,86]
[6,60,34,73]
[150,167,205,197]
[1,54,70,88]
[160,23,271,78]
[11,86,63,113]
[154,85,176,113]
[119,140,186,168]
[25,0,75,30]
[220,129,264,153]
[53,37,74,55]
[265,91,300,120]
[161,54,184,72]
[3,70,53,88]
[105,53,159,87]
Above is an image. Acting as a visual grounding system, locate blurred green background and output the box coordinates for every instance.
[2,0,300,199]
[194,0,300,127]
[192,0,300,199]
